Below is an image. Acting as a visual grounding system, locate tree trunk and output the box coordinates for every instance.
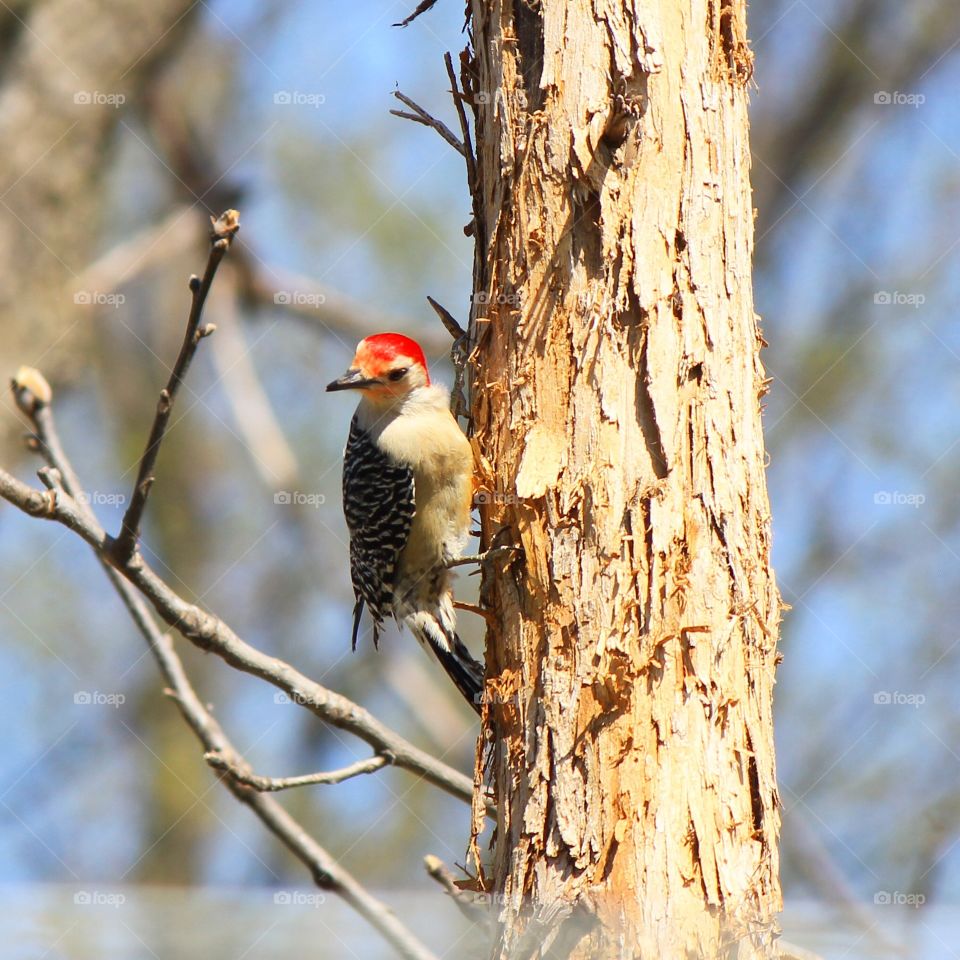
[465,1,781,956]
[0,0,199,455]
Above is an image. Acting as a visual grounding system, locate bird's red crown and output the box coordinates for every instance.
[357,333,430,384]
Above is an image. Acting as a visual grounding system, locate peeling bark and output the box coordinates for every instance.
[465,1,780,956]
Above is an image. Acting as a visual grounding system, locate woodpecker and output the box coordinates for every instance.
[326,333,484,713]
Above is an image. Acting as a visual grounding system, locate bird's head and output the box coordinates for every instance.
[326,333,430,404]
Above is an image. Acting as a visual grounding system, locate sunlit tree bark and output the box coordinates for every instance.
[466,2,781,956]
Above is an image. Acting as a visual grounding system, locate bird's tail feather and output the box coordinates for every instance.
[404,610,484,714]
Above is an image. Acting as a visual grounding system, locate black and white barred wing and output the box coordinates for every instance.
[342,414,415,649]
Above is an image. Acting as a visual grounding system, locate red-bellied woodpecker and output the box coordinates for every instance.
[326,332,484,713]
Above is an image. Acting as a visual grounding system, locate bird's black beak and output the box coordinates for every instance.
[326,368,379,392]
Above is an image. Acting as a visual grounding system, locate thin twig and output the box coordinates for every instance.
[391,92,465,156]
[452,601,495,624]
[393,0,440,28]
[448,545,520,568]
[141,622,438,960]
[205,750,392,791]
[392,109,428,124]
[444,52,477,198]
[427,296,469,418]
[427,296,467,341]
[111,209,239,563]
[442,51,480,423]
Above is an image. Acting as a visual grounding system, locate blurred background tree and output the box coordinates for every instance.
[1,0,959,955]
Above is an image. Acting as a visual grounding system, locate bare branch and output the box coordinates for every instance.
[393,0,440,28]
[426,296,466,341]
[444,52,477,199]
[111,208,240,563]
[391,109,426,123]
[154,635,438,960]
[9,373,440,959]
[6,371,488,814]
[4,226,495,960]
[204,750,392,791]
[0,458,482,807]
[12,382,451,960]
[426,296,469,418]
[391,92,465,156]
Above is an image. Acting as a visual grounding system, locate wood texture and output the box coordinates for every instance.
[465,1,780,956]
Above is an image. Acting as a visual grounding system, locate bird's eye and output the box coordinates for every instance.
[387,367,409,382]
